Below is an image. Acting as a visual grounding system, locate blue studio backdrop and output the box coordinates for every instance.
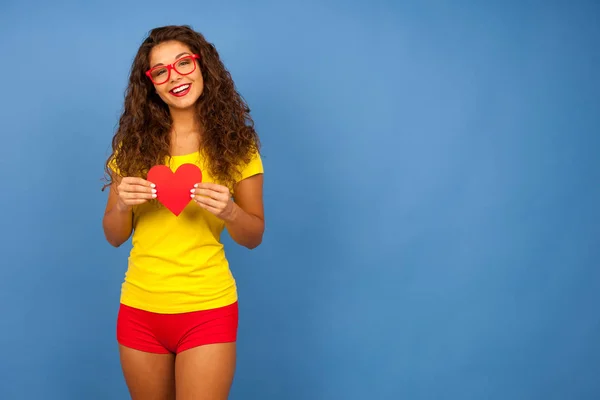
[1,1,599,399]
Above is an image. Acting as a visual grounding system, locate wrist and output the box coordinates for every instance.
[222,201,240,223]
[116,201,132,214]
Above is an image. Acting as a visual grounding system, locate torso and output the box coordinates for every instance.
[118,139,264,315]
[121,150,237,314]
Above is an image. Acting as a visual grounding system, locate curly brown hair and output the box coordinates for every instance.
[103,25,260,191]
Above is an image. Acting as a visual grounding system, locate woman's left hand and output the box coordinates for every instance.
[191,182,236,220]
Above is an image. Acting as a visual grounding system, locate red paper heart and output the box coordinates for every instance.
[147,163,203,216]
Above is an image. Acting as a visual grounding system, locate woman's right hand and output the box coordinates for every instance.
[116,177,157,212]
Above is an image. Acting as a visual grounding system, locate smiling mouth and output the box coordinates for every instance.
[170,84,191,97]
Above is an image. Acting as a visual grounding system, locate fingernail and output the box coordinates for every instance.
[194,183,198,188]
[190,194,194,198]
[150,183,156,188]
[190,189,195,193]
[152,189,157,193]
[152,194,157,198]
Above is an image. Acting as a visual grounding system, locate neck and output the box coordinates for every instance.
[169,106,201,137]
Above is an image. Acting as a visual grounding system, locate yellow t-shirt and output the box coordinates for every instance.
[110,150,263,314]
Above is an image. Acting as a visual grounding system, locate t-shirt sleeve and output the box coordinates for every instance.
[107,153,124,178]
[108,156,120,175]
[237,150,264,182]
[107,142,124,177]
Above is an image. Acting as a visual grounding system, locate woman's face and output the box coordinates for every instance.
[147,40,204,111]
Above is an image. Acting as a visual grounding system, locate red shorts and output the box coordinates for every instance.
[116,301,238,354]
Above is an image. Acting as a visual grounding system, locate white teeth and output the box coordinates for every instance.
[172,84,190,93]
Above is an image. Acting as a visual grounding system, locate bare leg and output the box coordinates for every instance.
[119,345,176,400]
[175,342,236,400]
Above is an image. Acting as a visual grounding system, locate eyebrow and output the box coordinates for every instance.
[150,52,191,68]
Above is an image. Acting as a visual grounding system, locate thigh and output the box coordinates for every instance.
[175,342,237,400]
[119,345,176,400]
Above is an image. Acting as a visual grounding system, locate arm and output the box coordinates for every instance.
[102,175,134,247]
[192,173,265,249]
[224,173,265,249]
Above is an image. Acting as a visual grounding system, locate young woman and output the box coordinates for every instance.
[102,25,264,400]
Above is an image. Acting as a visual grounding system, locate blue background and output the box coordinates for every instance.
[1,1,599,399]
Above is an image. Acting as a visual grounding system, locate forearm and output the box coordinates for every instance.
[224,202,264,249]
[103,205,133,247]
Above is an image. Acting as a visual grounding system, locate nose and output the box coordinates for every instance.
[170,67,183,82]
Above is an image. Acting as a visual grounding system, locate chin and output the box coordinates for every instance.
[169,97,198,110]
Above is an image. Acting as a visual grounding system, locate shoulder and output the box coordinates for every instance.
[236,148,263,183]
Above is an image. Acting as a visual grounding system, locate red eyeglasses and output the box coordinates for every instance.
[146,54,201,85]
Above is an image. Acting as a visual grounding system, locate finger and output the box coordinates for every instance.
[133,185,157,194]
[192,193,223,209]
[121,183,157,195]
[123,177,156,188]
[191,188,228,202]
[125,198,150,206]
[123,190,157,200]
[194,182,229,194]
[194,200,221,215]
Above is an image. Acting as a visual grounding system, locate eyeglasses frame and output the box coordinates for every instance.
[145,54,201,85]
